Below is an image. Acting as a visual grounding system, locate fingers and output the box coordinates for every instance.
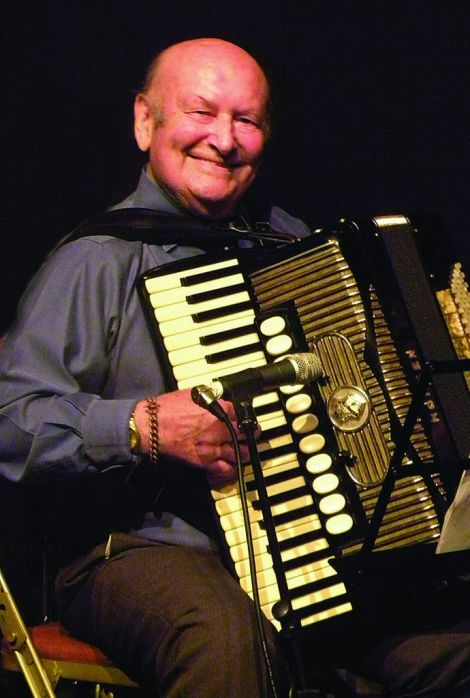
[207,459,238,487]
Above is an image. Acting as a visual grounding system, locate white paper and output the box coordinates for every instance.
[436,469,470,553]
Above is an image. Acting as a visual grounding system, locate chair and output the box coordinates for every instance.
[0,471,142,698]
[0,561,139,697]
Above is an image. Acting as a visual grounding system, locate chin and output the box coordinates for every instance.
[191,189,241,217]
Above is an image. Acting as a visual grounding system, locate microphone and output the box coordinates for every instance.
[191,352,324,405]
[190,384,230,422]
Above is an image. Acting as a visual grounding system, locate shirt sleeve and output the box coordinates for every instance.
[0,238,139,483]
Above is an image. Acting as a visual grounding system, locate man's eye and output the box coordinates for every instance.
[237,117,259,127]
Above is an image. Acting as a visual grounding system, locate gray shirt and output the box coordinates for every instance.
[0,170,310,551]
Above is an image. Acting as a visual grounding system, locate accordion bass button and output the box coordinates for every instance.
[326,513,354,535]
[286,393,312,414]
[306,453,332,474]
[312,472,339,494]
[319,493,346,515]
[266,334,293,355]
[259,315,286,336]
[292,413,319,434]
[299,433,325,454]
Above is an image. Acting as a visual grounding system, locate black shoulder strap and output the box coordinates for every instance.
[57,207,300,251]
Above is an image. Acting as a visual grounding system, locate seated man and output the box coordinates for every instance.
[0,37,307,698]
[2,35,470,698]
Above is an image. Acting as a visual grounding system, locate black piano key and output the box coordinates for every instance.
[205,341,262,364]
[258,424,291,440]
[192,300,253,323]
[180,265,241,287]
[251,485,309,510]
[282,548,335,571]
[277,528,326,553]
[260,465,304,489]
[200,323,257,346]
[186,282,247,305]
[291,592,351,621]
[270,505,315,528]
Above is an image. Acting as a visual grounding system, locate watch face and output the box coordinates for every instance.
[129,414,140,450]
[327,385,371,433]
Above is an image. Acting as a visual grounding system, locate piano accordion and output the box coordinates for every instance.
[138,214,470,633]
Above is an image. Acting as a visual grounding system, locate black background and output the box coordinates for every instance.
[3,0,470,333]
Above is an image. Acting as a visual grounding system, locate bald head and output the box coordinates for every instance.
[134,38,270,219]
[143,39,270,121]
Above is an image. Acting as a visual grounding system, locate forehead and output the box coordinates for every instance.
[156,44,269,114]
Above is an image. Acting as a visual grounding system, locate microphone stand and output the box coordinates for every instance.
[228,387,308,696]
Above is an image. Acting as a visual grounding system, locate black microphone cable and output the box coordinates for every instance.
[194,390,290,698]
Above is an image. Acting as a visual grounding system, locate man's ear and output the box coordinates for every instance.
[134,94,153,152]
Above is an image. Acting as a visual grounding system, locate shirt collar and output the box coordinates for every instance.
[115,167,255,250]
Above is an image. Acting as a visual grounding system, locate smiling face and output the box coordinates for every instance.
[134,39,270,219]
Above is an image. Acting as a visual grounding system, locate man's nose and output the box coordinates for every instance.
[207,114,236,155]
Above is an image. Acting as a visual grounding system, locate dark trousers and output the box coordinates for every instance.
[55,534,291,698]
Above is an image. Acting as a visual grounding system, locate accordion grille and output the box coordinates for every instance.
[250,237,442,551]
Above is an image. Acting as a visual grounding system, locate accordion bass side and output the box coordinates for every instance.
[138,214,470,632]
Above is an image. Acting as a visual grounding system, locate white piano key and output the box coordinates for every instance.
[222,520,266,547]
[211,452,301,501]
[239,554,336,595]
[215,491,258,516]
[235,551,275,578]
[270,493,315,517]
[276,511,321,539]
[153,290,252,323]
[300,602,353,627]
[168,332,261,367]
[252,392,280,409]
[173,351,266,382]
[281,537,329,562]
[162,314,256,352]
[257,433,293,451]
[255,452,300,479]
[257,411,288,432]
[229,518,325,563]
[230,531,270,562]
[221,511,322,548]
[292,582,348,611]
[149,272,246,308]
[218,506,264,531]
[214,472,307,518]
[265,475,307,498]
[159,308,255,338]
[144,257,240,293]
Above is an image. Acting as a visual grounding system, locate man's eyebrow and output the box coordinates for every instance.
[183,95,264,120]
[184,95,214,107]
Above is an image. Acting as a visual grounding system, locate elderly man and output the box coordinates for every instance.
[6,36,470,698]
[0,38,310,697]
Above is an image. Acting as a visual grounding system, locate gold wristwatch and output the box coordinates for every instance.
[128,412,140,452]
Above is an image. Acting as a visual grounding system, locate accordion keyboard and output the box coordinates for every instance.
[141,254,361,629]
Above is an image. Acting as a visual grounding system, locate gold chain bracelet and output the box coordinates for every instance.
[146,396,160,464]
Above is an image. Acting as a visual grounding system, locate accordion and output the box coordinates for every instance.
[138,214,470,634]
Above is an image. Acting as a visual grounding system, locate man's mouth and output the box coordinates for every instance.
[189,153,242,170]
